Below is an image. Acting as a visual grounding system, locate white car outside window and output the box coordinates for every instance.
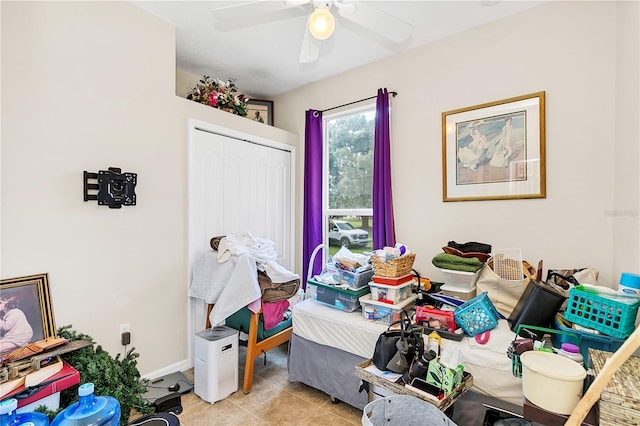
[328,220,370,248]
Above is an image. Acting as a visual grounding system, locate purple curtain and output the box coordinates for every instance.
[372,88,396,249]
[302,109,323,287]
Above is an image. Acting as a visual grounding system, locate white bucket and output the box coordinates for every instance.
[520,351,586,415]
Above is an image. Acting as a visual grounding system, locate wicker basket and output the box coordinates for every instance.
[355,359,473,413]
[590,348,640,425]
[371,253,416,278]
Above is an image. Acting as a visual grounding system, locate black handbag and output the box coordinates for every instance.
[372,311,424,373]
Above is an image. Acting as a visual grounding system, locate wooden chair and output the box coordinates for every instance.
[205,303,292,394]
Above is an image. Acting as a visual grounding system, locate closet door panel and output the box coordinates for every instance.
[222,140,292,269]
[191,131,225,256]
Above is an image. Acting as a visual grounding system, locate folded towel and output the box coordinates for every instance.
[432,253,483,272]
[447,241,492,254]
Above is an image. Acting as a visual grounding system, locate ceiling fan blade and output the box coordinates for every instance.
[336,0,413,44]
[212,1,308,32]
[299,21,321,63]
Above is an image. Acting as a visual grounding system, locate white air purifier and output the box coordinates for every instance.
[194,325,239,403]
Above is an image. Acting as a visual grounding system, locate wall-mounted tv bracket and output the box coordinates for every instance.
[84,167,137,209]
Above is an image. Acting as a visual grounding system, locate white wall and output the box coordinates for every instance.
[613,0,640,275]
[0,1,298,375]
[275,1,640,287]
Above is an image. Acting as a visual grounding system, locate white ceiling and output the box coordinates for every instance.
[132,1,546,99]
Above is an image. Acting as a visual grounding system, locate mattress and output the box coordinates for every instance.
[292,298,387,359]
[443,319,524,406]
[288,333,369,410]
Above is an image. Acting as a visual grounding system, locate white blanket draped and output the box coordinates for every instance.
[189,250,262,327]
[217,233,299,283]
[189,233,300,327]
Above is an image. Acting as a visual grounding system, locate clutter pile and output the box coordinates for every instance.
[361,244,418,325]
[308,246,374,312]
[305,239,640,421]
[431,241,492,301]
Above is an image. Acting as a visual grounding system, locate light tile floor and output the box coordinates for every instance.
[176,342,363,426]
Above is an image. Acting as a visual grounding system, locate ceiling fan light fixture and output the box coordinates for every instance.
[308,5,335,40]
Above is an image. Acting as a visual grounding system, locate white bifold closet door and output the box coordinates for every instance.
[189,124,295,352]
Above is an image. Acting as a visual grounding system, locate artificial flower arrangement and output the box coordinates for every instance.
[186,76,249,117]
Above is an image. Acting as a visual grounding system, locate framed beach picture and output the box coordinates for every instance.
[442,92,546,202]
[0,273,56,354]
[246,99,274,126]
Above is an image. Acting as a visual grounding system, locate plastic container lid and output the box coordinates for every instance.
[561,343,580,354]
[368,281,413,290]
[520,351,586,380]
[359,293,417,308]
[620,272,640,289]
[78,382,94,397]
[0,398,17,414]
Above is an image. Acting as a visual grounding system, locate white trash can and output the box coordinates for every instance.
[362,395,457,426]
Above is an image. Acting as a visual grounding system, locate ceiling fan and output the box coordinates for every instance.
[210,0,414,64]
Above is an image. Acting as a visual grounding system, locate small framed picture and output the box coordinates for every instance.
[247,99,274,126]
[1,273,56,354]
[442,91,546,202]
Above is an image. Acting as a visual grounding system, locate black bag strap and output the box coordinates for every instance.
[546,270,581,286]
[385,311,412,332]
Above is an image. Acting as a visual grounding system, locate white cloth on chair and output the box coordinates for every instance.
[217,233,299,283]
[217,233,278,264]
[189,250,262,326]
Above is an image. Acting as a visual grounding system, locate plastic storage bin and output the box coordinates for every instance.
[359,294,418,325]
[439,269,480,291]
[326,263,374,289]
[368,281,412,304]
[51,383,120,426]
[453,292,500,337]
[307,279,370,312]
[552,313,626,366]
[564,285,640,339]
[0,399,49,426]
[440,284,476,301]
[508,280,567,336]
[371,274,414,286]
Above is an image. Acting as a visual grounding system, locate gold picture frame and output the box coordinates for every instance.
[1,273,56,353]
[442,91,546,202]
[246,99,274,126]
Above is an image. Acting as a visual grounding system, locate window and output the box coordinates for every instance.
[323,104,375,255]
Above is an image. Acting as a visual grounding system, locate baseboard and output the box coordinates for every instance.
[142,359,190,381]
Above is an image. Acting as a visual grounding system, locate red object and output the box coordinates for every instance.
[4,361,80,408]
[415,306,457,332]
[371,274,414,286]
[474,330,491,344]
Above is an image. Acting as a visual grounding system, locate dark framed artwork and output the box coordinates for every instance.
[246,99,274,126]
[0,273,56,353]
[442,91,546,202]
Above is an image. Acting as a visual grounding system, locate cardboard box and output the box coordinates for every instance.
[425,360,463,394]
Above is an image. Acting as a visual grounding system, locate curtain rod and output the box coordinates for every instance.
[314,91,398,116]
